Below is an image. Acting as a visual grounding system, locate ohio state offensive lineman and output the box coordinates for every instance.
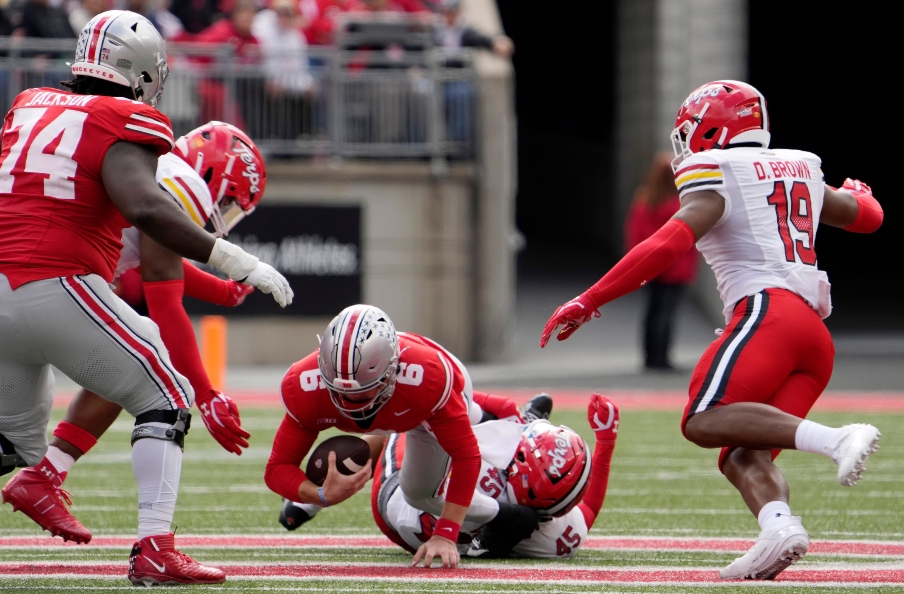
[0,11,291,586]
[3,122,261,546]
[265,304,484,568]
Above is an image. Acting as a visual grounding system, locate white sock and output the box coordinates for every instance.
[132,423,183,540]
[293,502,322,517]
[44,445,75,475]
[758,501,794,533]
[794,420,847,457]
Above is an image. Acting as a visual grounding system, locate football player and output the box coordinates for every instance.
[371,393,619,559]
[541,80,882,580]
[3,122,262,547]
[266,304,542,569]
[0,11,292,586]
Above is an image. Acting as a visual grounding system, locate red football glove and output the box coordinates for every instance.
[540,294,600,347]
[587,393,619,442]
[224,280,255,306]
[841,178,871,197]
[195,388,251,455]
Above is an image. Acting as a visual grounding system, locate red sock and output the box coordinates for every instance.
[52,421,99,456]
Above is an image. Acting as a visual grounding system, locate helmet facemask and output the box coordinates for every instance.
[670,102,710,171]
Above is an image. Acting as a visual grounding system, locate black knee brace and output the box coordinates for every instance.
[0,434,27,477]
[131,409,192,449]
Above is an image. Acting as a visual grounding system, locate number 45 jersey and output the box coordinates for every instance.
[0,87,174,290]
[674,147,831,322]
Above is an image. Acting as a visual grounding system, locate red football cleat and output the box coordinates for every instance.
[1,461,92,544]
[128,533,226,586]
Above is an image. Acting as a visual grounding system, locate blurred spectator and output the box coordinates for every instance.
[252,0,314,141]
[68,0,104,35]
[431,0,512,143]
[16,0,75,38]
[194,0,260,130]
[625,153,699,371]
[124,0,186,39]
[170,0,220,34]
[305,0,425,45]
[432,0,512,59]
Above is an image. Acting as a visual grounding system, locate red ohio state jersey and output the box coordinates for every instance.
[267,332,479,506]
[0,88,174,289]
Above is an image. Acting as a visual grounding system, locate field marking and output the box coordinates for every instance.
[47,390,904,412]
[2,535,903,557]
[1,561,903,585]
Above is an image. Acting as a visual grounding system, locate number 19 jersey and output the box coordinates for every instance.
[0,87,174,290]
[674,147,831,322]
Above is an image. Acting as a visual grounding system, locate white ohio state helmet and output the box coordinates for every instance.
[318,305,400,421]
[72,10,169,108]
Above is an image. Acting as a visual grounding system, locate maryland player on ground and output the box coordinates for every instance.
[371,393,618,559]
[0,11,292,586]
[541,80,883,580]
[3,122,263,547]
[266,304,544,568]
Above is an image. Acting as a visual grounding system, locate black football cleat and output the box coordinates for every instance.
[521,393,553,423]
[279,498,313,531]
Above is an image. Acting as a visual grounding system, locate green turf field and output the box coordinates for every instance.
[1,404,901,592]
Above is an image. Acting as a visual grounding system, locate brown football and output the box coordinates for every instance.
[304,435,371,487]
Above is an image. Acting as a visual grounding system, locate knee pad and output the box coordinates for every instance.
[0,434,27,477]
[131,409,191,449]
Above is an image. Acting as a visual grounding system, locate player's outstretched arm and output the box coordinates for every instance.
[182,260,254,307]
[578,394,619,529]
[103,141,293,307]
[540,191,722,347]
[822,179,883,233]
[138,235,252,455]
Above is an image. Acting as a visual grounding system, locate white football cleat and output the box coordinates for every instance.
[720,520,809,580]
[832,424,881,487]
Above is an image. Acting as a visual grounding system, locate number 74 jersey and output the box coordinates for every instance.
[674,147,831,322]
[0,87,174,290]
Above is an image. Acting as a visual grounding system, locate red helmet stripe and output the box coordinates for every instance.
[337,309,362,378]
[85,16,109,63]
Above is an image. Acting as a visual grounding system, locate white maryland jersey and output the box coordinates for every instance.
[115,152,215,278]
[674,147,831,322]
[384,455,589,559]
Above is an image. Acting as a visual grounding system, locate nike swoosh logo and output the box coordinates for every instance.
[148,559,166,573]
[437,527,453,532]
[394,409,411,416]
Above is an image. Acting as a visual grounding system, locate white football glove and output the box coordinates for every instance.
[207,238,294,308]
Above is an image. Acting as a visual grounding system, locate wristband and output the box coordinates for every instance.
[318,486,330,507]
[433,518,460,543]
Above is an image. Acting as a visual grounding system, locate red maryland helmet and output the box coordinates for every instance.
[670,80,770,170]
[173,121,266,237]
[505,420,591,517]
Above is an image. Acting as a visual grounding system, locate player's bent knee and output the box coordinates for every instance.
[0,434,28,477]
[130,409,192,449]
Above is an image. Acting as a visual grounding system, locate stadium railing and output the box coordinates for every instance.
[0,36,477,160]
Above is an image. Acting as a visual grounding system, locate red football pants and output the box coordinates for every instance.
[681,288,834,471]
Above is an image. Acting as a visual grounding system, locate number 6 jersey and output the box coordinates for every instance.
[0,87,174,290]
[674,147,831,321]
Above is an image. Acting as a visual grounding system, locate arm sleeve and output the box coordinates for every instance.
[182,260,232,305]
[264,415,319,501]
[577,438,616,528]
[142,279,213,394]
[584,218,696,309]
[472,391,523,423]
[844,191,883,233]
[427,399,481,508]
